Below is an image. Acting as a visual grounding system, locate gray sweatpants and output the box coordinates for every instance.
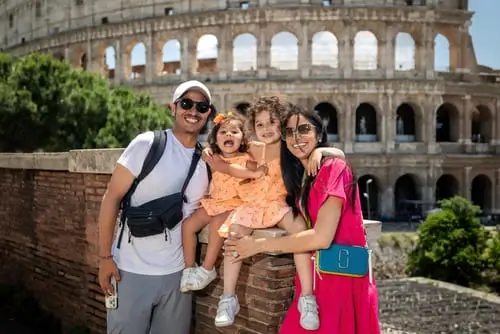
[107,269,192,334]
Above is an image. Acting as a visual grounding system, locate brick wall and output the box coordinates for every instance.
[0,168,109,332]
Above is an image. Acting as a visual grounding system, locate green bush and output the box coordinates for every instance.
[486,232,500,292]
[406,196,490,287]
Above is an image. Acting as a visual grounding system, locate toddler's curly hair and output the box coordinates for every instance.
[207,112,250,154]
[246,95,289,131]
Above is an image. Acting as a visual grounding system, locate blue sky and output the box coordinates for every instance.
[469,0,499,69]
[109,1,498,71]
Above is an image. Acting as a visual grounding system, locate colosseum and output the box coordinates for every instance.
[1,0,500,221]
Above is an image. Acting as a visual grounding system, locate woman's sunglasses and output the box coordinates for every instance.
[282,123,315,139]
[177,98,211,114]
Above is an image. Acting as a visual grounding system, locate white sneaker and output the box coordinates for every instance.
[298,294,320,331]
[215,295,240,327]
[180,267,196,293]
[185,266,217,291]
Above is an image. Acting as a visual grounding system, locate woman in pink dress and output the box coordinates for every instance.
[224,104,381,334]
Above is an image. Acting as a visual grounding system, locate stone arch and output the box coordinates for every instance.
[80,53,87,70]
[355,103,378,142]
[435,174,459,202]
[358,175,379,219]
[394,32,415,70]
[314,102,338,142]
[270,31,298,70]
[161,39,181,75]
[353,31,378,70]
[311,31,338,69]
[130,42,146,79]
[104,46,116,79]
[434,33,450,72]
[196,34,218,73]
[471,174,492,213]
[394,174,421,218]
[435,103,459,142]
[233,33,257,72]
[471,105,492,143]
[234,102,251,115]
[396,103,417,142]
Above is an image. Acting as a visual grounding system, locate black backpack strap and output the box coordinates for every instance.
[180,143,203,202]
[117,130,167,248]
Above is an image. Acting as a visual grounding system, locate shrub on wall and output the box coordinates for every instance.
[0,52,172,152]
[406,196,490,287]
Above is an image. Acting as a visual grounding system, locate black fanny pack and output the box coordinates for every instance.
[116,130,203,248]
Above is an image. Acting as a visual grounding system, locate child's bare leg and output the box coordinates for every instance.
[201,211,230,271]
[277,211,320,331]
[277,211,313,295]
[182,207,211,268]
[215,223,253,327]
[223,224,253,296]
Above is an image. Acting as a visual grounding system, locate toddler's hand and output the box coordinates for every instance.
[307,149,322,177]
[254,164,269,178]
[202,147,214,162]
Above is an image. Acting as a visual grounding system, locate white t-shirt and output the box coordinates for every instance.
[111,130,209,275]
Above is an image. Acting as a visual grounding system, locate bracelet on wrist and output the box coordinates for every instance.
[99,255,113,260]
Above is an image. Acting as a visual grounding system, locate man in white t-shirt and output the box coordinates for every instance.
[97,80,213,334]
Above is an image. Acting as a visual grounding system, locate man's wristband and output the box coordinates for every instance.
[99,254,113,260]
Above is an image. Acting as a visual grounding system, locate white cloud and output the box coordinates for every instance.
[197,34,218,59]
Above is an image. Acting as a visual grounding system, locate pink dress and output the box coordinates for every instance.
[279,158,381,334]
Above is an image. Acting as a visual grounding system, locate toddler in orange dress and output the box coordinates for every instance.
[180,111,267,293]
[204,97,345,330]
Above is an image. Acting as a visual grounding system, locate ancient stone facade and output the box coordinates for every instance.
[1,0,500,219]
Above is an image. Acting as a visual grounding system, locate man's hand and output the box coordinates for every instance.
[98,258,121,296]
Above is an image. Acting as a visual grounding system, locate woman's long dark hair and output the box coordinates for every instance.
[280,104,357,224]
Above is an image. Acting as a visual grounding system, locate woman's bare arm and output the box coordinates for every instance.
[253,196,343,254]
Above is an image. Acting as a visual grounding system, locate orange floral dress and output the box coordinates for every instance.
[200,154,249,216]
[218,158,291,237]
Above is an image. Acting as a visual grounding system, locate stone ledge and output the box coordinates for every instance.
[198,220,382,251]
[0,152,69,171]
[400,277,500,305]
[69,149,123,174]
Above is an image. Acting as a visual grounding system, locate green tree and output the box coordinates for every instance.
[406,196,489,287]
[0,52,171,152]
[93,86,172,148]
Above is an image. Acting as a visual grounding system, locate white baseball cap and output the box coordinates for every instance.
[172,80,212,104]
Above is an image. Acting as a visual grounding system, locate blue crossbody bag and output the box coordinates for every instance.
[300,173,372,284]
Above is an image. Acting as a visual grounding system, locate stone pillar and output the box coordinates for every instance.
[462,166,471,200]
[113,39,122,85]
[181,34,194,81]
[257,26,268,79]
[145,32,154,84]
[425,100,437,154]
[343,94,355,153]
[299,25,310,79]
[384,92,395,152]
[383,33,395,78]
[218,29,228,80]
[224,35,233,79]
[461,95,472,145]
[494,99,500,150]
[422,24,435,79]
[339,28,353,79]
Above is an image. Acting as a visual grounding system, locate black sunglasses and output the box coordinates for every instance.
[282,124,315,139]
[177,98,211,114]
